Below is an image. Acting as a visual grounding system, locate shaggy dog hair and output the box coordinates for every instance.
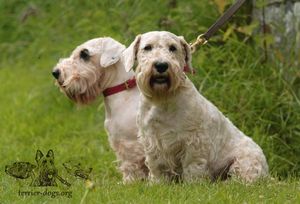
[123,31,268,183]
[52,38,148,182]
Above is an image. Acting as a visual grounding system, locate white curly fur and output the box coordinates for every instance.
[123,31,269,183]
[53,37,148,182]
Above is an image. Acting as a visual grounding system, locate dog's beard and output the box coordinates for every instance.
[136,64,185,101]
[149,74,170,96]
[57,64,104,104]
[64,82,101,105]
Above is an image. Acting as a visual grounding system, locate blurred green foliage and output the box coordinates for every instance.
[0,0,299,181]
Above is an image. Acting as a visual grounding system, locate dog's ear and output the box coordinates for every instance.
[36,150,44,162]
[46,150,54,160]
[122,35,141,72]
[100,38,126,68]
[179,36,193,73]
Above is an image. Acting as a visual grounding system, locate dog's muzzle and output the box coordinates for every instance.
[150,72,170,88]
[150,61,171,86]
[52,69,60,79]
[154,61,169,73]
[150,74,170,84]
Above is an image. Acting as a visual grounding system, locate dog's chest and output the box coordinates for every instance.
[139,99,213,156]
[140,104,188,150]
[141,104,179,134]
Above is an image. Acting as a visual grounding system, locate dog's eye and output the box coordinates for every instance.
[169,45,177,52]
[80,49,90,61]
[144,45,152,51]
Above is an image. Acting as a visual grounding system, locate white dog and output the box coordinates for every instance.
[123,31,269,183]
[52,37,148,182]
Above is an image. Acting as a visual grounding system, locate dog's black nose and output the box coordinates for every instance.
[52,69,60,79]
[154,62,169,73]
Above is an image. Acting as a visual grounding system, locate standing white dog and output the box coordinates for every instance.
[123,31,268,183]
[52,37,148,182]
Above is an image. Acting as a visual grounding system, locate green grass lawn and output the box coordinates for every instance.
[0,0,299,203]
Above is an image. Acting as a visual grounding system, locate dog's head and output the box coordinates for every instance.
[52,37,125,104]
[35,150,57,181]
[123,31,193,100]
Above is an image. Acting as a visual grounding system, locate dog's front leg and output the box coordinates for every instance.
[182,155,209,182]
[145,153,166,183]
[145,151,179,183]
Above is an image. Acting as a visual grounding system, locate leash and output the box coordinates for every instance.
[104,0,246,97]
[190,0,246,53]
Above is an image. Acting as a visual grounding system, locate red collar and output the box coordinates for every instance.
[103,66,195,97]
[183,65,195,74]
[103,78,137,97]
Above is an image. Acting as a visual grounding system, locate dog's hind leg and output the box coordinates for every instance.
[228,140,268,182]
[210,158,235,182]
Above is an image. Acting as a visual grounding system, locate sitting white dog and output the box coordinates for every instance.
[123,31,269,182]
[52,37,148,182]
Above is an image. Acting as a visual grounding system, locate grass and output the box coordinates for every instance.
[0,0,299,203]
[2,177,300,203]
